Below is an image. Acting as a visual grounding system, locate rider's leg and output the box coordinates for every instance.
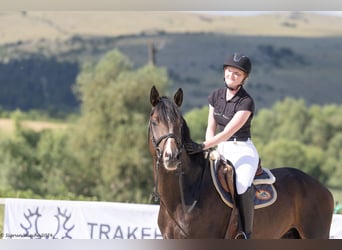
[237,186,254,239]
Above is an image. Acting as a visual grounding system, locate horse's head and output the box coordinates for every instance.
[149,86,184,171]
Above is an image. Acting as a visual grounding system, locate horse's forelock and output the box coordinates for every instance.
[151,96,192,143]
[153,97,181,123]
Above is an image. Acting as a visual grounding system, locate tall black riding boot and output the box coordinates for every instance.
[237,187,254,239]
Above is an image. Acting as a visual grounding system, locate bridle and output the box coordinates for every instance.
[148,117,184,202]
[148,114,197,238]
[149,123,183,169]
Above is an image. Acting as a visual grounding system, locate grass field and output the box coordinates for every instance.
[1,11,342,47]
[0,118,68,133]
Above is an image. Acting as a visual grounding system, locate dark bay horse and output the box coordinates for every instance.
[148,86,334,239]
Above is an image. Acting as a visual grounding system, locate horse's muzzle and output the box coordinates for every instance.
[163,149,181,171]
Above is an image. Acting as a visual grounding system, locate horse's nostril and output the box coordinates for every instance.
[176,151,181,160]
[164,150,180,162]
[163,151,170,159]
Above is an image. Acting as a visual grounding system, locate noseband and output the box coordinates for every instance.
[149,121,184,203]
[148,103,198,237]
[149,126,183,166]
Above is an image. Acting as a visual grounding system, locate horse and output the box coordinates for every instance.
[148,85,334,239]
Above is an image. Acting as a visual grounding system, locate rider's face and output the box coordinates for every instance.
[224,66,246,88]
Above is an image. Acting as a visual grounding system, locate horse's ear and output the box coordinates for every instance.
[150,85,160,107]
[174,88,183,107]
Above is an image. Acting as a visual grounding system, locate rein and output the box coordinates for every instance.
[150,128,182,167]
[148,121,198,238]
[148,121,183,200]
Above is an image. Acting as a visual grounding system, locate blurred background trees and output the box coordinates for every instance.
[68,49,169,202]
[0,48,341,204]
[185,97,342,188]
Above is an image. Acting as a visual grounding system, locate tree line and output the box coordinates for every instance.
[185,99,342,186]
[0,56,79,113]
[0,49,341,204]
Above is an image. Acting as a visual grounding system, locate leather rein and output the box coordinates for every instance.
[148,121,184,201]
[148,121,197,238]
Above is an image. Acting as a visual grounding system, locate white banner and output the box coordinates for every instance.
[3,198,162,239]
[330,214,342,239]
[3,198,342,239]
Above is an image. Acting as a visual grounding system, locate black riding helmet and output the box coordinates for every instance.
[223,52,252,75]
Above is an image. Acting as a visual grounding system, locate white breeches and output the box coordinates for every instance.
[217,139,259,195]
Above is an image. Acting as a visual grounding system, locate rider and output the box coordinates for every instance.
[185,52,259,239]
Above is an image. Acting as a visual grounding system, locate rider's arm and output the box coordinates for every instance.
[203,110,251,150]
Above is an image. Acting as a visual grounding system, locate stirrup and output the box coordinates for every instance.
[235,232,248,239]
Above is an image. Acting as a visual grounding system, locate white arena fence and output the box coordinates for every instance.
[1,198,341,239]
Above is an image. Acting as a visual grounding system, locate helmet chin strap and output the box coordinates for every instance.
[224,79,242,91]
[227,84,241,91]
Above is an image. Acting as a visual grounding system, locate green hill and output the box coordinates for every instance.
[0,11,342,113]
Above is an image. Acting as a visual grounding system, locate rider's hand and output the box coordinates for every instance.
[184,142,204,155]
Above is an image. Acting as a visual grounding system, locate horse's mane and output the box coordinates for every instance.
[152,96,193,144]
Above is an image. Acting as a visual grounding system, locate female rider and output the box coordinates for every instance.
[185,52,259,239]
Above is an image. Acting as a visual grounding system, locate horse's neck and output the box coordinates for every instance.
[159,155,206,200]
[183,153,207,179]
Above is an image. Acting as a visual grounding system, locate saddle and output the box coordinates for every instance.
[208,150,277,239]
[209,150,277,209]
